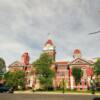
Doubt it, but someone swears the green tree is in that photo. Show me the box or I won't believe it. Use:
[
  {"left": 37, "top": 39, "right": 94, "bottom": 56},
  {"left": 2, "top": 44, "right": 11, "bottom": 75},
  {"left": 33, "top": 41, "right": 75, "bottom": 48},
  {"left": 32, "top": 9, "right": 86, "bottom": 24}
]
[
  {"left": 94, "top": 59, "right": 100, "bottom": 86},
  {"left": 4, "top": 70, "right": 25, "bottom": 90},
  {"left": 94, "top": 58, "right": 100, "bottom": 75},
  {"left": 72, "top": 67, "right": 83, "bottom": 86},
  {"left": 33, "top": 53, "right": 55, "bottom": 90},
  {"left": 0, "top": 57, "right": 6, "bottom": 73}
]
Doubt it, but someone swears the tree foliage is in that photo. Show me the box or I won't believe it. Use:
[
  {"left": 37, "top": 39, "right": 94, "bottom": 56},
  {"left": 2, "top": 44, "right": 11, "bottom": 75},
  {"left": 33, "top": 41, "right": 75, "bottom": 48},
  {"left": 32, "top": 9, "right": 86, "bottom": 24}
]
[
  {"left": 72, "top": 67, "right": 83, "bottom": 85},
  {"left": 33, "top": 53, "right": 55, "bottom": 90},
  {"left": 94, "top": 58, "right": 100, "bottom": 75},
  {"left": 0, "top": 57, "right": 6, "bottom": 73},
  {"left": 94, "top": 59, "right": 100, "bottom": 85},
  {"left": 4, "top": 70, "right": 25, "bottom": 90}
]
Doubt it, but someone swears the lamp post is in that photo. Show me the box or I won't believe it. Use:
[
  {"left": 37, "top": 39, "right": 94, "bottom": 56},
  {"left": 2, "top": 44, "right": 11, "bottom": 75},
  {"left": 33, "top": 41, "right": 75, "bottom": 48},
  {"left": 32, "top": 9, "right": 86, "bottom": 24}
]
[
  {"left": 62, "top": 75, "right": 65, "bottom": 94},
  {"left": 67, "top": 65, "right": 71, "bottom": 90}
]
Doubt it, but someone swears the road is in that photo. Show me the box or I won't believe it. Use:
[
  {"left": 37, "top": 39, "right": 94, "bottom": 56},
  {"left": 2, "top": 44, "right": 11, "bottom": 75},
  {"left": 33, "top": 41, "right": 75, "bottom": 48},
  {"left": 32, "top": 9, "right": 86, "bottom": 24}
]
[{"left": 0, "top": 94, "right": 100, "bottom": 100}]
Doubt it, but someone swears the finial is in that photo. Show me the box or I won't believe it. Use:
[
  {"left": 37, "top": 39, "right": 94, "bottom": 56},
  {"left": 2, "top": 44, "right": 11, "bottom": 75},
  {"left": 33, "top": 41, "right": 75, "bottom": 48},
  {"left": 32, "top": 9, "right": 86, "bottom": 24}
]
[{"left": 48, "top": 33, "right": 52, "bottom": 39}]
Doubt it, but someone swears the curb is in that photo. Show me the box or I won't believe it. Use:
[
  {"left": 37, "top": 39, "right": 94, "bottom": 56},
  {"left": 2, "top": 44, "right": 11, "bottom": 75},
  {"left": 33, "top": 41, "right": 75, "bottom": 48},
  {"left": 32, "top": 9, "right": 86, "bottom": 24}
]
[{"left": 14, "top": 91, "right": 100, "bottom": 96}]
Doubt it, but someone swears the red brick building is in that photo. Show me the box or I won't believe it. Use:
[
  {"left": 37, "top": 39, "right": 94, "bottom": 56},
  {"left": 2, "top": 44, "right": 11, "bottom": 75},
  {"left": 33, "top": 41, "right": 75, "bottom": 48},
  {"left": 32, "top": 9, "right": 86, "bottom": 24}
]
[
  {"left": 9, "top": 52, "right": 34, "bottom": 88},
  {"left": 8, "top": 38, "right": 94, "bottom": 90}
]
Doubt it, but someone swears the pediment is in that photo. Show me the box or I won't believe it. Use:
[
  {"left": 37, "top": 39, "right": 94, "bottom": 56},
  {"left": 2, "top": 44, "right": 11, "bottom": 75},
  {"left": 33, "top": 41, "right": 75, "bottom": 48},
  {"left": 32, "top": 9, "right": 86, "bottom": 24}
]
[{"left": 70, "top": 58, "right": 90, "bottom": 65}]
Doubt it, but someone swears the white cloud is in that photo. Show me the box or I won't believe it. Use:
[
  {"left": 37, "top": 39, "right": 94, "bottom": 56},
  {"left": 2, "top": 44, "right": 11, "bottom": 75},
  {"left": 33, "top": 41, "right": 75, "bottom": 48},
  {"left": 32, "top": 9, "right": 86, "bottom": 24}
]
[{"left": 0, "top": 0, "right": 100, "bottom": 66}]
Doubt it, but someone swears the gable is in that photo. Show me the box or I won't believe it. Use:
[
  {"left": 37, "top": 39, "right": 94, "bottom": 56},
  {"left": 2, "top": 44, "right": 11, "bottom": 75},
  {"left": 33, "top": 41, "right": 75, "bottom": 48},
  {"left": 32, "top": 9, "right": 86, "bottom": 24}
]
[
  {"left": 70, "top": 58, "right": 91, "bottom": 65},
  {"left": 9, "top": 61, "right": 23, "bottom": 67}
]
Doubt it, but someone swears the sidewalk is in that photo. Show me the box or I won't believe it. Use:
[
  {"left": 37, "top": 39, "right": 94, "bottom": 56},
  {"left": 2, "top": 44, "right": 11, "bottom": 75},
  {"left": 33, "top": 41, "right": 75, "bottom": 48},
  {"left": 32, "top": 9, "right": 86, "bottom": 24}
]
[{"left": 14, "top": 90, "right": 100, "bottom": 96}]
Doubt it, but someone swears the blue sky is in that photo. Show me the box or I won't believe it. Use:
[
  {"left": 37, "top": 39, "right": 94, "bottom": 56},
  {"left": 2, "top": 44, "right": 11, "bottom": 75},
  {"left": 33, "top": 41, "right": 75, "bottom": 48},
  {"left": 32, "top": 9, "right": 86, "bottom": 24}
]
[{"left": 0, "top": 0, "right": 100, "bottom": 66}]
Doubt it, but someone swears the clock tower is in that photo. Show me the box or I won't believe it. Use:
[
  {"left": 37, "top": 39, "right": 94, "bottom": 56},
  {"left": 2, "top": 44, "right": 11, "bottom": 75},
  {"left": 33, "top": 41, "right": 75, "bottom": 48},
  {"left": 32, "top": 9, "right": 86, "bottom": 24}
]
[{"left": 43, "top": 39, "right": 56, "bottom": 61}]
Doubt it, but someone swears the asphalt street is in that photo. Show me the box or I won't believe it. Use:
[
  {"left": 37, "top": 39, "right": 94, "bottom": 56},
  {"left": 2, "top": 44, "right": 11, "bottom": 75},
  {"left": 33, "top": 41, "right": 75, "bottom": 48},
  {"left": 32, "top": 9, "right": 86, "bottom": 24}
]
[{"left": 0, "top": 94, "right": 100, "bottom": 100}]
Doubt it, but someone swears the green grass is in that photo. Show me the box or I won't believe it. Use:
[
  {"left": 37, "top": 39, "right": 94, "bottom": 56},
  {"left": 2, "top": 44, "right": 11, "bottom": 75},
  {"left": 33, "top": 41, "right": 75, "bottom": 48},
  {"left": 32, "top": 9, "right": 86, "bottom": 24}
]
[
  {"left": 52, "top": 90, "right": 90, "bottom": 93},
  {"left": 33, "top": 89, "right": 100, "bottom": 94}
]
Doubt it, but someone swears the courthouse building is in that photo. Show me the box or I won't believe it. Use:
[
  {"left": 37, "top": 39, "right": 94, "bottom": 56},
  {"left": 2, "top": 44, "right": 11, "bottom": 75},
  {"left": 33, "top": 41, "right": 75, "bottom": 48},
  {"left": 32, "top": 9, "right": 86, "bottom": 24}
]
[{"left": 8, "top": 38, "right": 94, "bottom": 90}]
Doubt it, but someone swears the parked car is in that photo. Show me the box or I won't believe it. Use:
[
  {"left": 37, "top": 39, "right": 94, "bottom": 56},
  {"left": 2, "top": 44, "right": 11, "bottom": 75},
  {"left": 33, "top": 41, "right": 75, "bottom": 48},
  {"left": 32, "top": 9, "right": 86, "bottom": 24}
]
[
  {"left": 95, "top": 82, "right": 100, "bottom": 91},
  {"left": 0, "top": 85, "right": 14, "bottom": 93},
  {"left": 95, "top": 76, "right": 100, "bottom": 91}
]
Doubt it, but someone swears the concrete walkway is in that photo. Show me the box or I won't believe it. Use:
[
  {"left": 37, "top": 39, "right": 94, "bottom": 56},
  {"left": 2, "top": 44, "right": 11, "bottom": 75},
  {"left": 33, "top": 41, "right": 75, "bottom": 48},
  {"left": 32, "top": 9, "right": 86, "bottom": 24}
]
[{"left": 14, "top": 90, "right": 100, "bottom": 96}]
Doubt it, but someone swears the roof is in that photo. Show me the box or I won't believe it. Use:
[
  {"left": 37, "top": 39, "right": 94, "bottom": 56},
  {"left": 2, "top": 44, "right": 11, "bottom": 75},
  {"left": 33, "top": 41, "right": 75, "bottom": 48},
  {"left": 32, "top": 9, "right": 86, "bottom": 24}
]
[
  {"left": 73, "top": 49, "right": 81, "bottom": 54},
  {"left": 45, "top": 39, "right": 54, "bottom": 45},
  {"left": 8, "top": 61, "right": 24, "bottom": 68},
  {"left": 56, "top": 61, "right": 68, "bottom": 65},
  {"left": 88, "top": 60, "right": 94, "bottom": 64},
  {"left": 22, "top": 52, "right": 29, "bottom": 56},
  {"left": 69, "top": 58, "right": 93, "bottom": 65}
]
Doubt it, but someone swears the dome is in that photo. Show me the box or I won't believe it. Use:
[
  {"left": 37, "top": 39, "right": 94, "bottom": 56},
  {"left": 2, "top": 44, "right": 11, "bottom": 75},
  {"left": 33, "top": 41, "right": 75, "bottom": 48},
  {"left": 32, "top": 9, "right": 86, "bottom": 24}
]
[
  {"left": 73, "top": 49, "right": 81, "bottom": 54},
  {"left": 73, "top": 49, "right": 82, "bottom": 58},
  {"left": 45, "top": 39, "right": 54, "bottom": 46},
  {"left": 43, "top": 39, "right": 55, "bottom": 51}
]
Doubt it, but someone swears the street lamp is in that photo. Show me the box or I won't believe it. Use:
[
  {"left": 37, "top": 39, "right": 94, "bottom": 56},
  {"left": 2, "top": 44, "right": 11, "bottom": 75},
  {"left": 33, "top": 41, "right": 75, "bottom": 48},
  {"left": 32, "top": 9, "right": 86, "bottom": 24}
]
[
  {"left": 62, "top": 74, "right": 65, "bottom": 94},
  {"left": 67, "top": 65, "right": 71, "bottom": 90}
]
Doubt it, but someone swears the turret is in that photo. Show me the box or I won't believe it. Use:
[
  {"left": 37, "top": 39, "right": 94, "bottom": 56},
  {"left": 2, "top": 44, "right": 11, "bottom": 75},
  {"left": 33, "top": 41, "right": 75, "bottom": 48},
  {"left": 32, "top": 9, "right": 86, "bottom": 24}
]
[{"left": 21, "top": 52, "right": 30, "bottom": 65}]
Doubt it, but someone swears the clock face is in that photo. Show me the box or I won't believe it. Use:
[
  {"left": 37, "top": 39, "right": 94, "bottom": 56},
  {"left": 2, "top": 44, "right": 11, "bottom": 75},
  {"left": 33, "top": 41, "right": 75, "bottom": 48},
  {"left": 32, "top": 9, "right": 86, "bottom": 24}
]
[{"left": 43, "top": 44, "right": 54, "bottom": 50}]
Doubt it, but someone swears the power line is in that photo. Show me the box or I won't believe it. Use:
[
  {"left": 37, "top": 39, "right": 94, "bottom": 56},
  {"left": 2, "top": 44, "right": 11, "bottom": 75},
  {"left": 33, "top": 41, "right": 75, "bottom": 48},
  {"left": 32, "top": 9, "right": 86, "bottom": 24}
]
[{"left": 88, "top": 30, "right": 100, "bottom": 35}]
